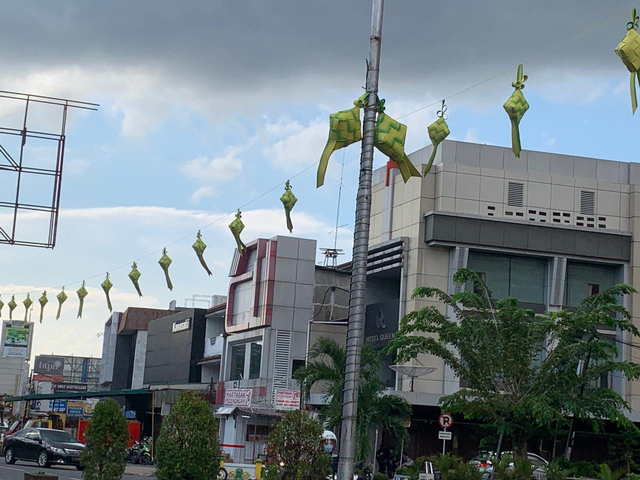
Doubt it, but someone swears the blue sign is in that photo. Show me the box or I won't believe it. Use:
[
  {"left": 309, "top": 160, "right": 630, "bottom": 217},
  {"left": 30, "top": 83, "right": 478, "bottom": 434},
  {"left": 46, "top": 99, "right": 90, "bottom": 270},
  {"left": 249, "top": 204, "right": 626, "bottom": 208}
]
[
  {"left": 67, "top": 406, "right": 84, "bottom": 418},
  {"left": 125, "top": 410, "right": 137, "bottom": 419},
  {"left": 49, "top": 400, "right": 67, "bottom": 413}
]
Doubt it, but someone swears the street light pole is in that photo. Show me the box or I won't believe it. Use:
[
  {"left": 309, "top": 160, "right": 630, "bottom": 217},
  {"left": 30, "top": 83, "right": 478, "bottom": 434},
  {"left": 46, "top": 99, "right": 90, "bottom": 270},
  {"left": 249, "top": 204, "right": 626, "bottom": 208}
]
[{"left": 337, "top": 1, "right": 384, "bottom": 480}]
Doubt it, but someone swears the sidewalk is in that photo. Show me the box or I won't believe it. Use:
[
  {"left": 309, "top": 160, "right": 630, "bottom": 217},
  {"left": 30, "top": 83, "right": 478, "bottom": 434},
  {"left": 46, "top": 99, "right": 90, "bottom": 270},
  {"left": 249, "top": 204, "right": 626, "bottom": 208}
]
[{"left": 125, "top": 464, "right": 157, "bottom": 477}]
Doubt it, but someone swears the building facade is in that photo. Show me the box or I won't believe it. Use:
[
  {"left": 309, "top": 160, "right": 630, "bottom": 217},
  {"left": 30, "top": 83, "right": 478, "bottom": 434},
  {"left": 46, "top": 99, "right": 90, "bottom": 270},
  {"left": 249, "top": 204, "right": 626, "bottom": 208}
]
[{"left": 368, "top": 139, "right": 637, "bottom": 457}]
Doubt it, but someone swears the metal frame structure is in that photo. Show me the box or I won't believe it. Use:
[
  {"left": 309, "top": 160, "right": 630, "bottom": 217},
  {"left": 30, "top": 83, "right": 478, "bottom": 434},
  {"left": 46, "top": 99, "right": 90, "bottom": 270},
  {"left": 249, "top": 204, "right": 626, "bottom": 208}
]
[{"left": 0, "top": 90, "right": 98, "bottom": 248}]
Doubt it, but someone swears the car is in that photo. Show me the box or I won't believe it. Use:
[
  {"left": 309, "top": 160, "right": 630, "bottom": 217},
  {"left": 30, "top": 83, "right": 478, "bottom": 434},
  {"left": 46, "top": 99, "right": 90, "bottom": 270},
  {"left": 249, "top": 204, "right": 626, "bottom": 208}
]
[
  {"left": 3, "top": 427, "right": 85, "bottom": 470},
  {"left": 471, "top": 451, "right": 548, "bottom": 479}
]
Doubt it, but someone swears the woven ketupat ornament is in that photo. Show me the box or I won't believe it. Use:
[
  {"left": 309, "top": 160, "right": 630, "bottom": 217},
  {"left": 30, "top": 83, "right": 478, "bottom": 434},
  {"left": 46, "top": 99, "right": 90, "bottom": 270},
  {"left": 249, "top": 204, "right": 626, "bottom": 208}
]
[
  {"left": 192, "top": 231, "right": 212, "bottom": 276},
  {"left": 229, "top": 210, "right": 247, "bottom": 256},
  {"left": 76, "top": 281, "right": 88, "bottom": 319},
  {"left": 129, "top": 262, "right": 143, "bottom": 297},
  {"left": 280, "top": 180, "right": 298, "bottom": 233},
  {"left": 425, "top": 100, "right": 450, "bottom": 176},
  {"left": 0, "top": 295, "right": 4, "bottom": 318},
  {"left": 615, "top": 9, "right": 640, "bottom": 114},
  {"left": 38, "top": 291, "right": 48, "bottom": 323},
  {"left": 23, "top": 294, "right": 33, "bottom": 323},
  {"left": 503, "top": 64, "right": 529, "bottom": 158},
  {"left": 101, "top": 273, "right": 113, "bottom": 312},
  {"left": 159, "top": 248, "right": 174, "bottom": 291},
  {"left": 374, "top": 99, "right": 421, "bottom": 182},
  {"left": 317, "top": 93, "right": 369, "bottom": 188},
  {"left": 8, "top": 295, "right": 17, "bottom": 320},
  {"left": 56, "top": 288, "right": 67, "bottom": 320}
]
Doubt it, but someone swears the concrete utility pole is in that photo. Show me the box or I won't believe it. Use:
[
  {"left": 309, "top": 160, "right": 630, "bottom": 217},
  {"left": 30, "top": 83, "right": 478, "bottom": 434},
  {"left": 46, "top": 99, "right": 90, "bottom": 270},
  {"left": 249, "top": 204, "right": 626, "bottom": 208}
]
[{"left": 337, "top": 1, "right": 384, "bottom": 480}]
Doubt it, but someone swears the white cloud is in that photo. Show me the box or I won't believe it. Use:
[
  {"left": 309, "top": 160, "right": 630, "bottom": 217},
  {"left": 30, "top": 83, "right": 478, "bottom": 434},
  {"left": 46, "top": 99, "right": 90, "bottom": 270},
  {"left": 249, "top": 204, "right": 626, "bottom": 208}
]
[
  {"left": 263, "top": 117, "right": 304, "bottom": 139},
  {"left": 66, "top": 158, "right": 89, "bottom": 175},
  {"left": 179, "top": 147, "right": 243, "bottom": 182},
  {"left": 264, "top": 119, "right": 327, "bottom": 172},
  {"left": 190, "top": 186, "right": 217, "bottom": 204}
]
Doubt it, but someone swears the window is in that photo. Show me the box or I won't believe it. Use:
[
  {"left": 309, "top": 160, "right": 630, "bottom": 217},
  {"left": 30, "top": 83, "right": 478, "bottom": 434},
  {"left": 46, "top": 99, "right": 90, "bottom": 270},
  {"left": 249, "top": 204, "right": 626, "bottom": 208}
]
[
  {"left": 466, "top": 252, "right": 547, "bottom": 304},
  {"left": 249, "top": 342, "right": 262, "bottom": 380},
  {"left": 25, "top": 431, "right": 40, "bottom": 440},
  {"left": 230, "top": 341, "right": 263, "bottom": 381},
  {"left": 292, "top": 359, "right": 305, "bottom": 377},
  {"left": 231, "top": 344, "right": 246, "bottom": 380},
  {"left": 246, "top": 424, "right": 270, "bottom": 442},
  {"left": 565, "top": 262, "right": 618, "bottom": 308}
]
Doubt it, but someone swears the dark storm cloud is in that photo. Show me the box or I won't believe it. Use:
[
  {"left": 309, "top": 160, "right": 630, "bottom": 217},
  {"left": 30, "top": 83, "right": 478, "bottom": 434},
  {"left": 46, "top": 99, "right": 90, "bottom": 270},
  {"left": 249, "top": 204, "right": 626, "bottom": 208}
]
[{"left": 0, "top": 0, "right": 634, "bottom": 111}]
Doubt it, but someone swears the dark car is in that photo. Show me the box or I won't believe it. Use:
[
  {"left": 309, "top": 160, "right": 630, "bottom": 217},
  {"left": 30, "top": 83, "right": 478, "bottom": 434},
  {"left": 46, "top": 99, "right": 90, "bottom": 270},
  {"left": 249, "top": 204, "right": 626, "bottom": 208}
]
[{"left": 3, "top": 427, "right": 85, "bottom": 470}]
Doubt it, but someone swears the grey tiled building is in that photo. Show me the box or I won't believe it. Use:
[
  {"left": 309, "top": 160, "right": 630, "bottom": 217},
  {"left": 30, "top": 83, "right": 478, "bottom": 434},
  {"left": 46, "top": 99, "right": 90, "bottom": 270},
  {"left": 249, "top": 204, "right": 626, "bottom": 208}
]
[{"left": 370, "top": 139, "right": 638, "bottom": 430}]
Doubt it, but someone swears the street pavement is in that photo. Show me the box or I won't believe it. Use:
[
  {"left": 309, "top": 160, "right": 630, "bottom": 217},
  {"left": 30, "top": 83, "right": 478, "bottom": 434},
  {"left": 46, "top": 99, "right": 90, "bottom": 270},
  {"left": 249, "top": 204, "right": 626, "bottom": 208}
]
[{"left": 0, "top": 461, "right": 156, "bottom": 479}]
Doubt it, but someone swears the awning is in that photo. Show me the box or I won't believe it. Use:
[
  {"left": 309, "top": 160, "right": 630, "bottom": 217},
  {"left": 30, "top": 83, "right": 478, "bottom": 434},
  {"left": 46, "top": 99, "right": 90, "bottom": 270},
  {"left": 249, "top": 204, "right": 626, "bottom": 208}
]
[
  {"left": 215, "top": 406, "right": 236, "bottom": 416},
  {"left": 6, "top": 388, "right": 150, "bottom": 402},
  {"left": 214, "top": 406, "right": 282, "bottom": 418}
]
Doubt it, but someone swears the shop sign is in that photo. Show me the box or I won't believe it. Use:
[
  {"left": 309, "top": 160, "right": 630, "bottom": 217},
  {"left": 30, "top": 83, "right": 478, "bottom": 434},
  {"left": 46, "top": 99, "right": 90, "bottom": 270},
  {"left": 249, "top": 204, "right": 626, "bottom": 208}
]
[
  {"left": 53, "top": 382, "right": 88, "bottom": 393},
  {"left": 34, "top": 355, "right": 65, "bottom": 376},
  {"left": 223, "top": 388, "right": 252, "bottom": 407},
  {"left": 172, "top": 318, "right": 191, "bottom": 333},
  {"left": 67, "top": 405, "right": 84, "bottom": 417},
  {"left": 274, "top": 389, "right": 300, "bottom": 411}
]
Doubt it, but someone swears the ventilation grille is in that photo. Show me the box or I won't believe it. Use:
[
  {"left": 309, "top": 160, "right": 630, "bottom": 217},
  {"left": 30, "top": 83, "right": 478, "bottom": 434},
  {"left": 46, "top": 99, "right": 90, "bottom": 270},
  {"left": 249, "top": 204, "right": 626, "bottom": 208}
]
[
  {"left": 272, "top": 330, "right": 291, "bottom": 401},
  {"left": 580, "top": 190, "right": 595, "bottom": 215},
  {"left": 507, "top": 182, "right": 524, "bottom": 207}
]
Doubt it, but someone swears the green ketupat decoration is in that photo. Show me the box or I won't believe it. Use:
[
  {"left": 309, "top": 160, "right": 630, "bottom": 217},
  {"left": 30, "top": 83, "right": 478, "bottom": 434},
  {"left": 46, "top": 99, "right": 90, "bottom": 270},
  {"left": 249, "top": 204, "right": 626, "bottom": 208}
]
[
  {"left": 615, "top": 9, "right": 640, "bottom": 114},
  {"left": 158, "top": 248, "right": 174, "bottom": 291},
  {"left": 23, "top": 294, "right": 33, "bottom": 323},
  {"left": 76, "top": 281, "right": 88, "bottom": 319},
  {"left": 129, "top": 262, "right": 143, "bottom": 297},
  {"left": 425, "top": 100, "right": 451, "bottom": 176},
  {"left": 101, "top": 273, "right": 113, "bottom": 312},
  {"left": 503, "top": 64, "right": 529, "bottom": 158},
  {"left": 192, "top": 231, "right": 212, "bottom": 276},
  {"left": 56, "top": 288, "right": 67, "bottom": 320},
  {"left": 317, "top": 93, "right": 369, "bottom": 188},
  {"left": 229, "top": 210, "right": 247, "bottom": 256},
  {"left": 374, "top": 99, "right": 421, "bottom": 182},
  {"left": 0, "top": 295, "right": 4, "bottom": 318},
  {"left": 8, "top": 295, "right": 17, "bottom": 320},
  {"left": 38, "top": 291, "right": 48, "bottom": 324},
  {"left": 280, "top": 180, "right": 298, "bottom": 233}
]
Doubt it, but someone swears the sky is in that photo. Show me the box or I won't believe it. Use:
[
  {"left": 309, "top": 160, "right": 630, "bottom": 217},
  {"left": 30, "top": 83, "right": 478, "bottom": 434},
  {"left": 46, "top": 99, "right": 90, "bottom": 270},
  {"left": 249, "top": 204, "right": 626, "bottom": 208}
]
[{"left": 0, "top": 0, "right": 639, "bottom": 362}]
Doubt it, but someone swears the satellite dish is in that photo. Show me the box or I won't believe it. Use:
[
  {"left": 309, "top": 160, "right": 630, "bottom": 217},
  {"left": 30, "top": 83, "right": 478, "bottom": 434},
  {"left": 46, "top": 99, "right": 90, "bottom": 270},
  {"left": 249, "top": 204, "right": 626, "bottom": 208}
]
[{"left": 389, "top": 363, "right": 437, "bottom": 392}]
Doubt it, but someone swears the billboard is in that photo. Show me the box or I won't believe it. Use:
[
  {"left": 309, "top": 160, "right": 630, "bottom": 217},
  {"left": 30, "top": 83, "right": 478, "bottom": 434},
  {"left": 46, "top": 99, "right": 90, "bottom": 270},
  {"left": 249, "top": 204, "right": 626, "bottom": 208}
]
[
  {"left": 274, "top": 389, "right": 301, "bottom": 411},
  {"left": 53, "top": 383, "right": 88, "bottom": 393},
  {"left": 1, "top": 321, "right": 32, "bottom": 359},
  {"left": 223, "top": 388, "right": 252, "bottom": 407},
  {"left": 34, "top": 355, "right": 65, "bottom": 376}
]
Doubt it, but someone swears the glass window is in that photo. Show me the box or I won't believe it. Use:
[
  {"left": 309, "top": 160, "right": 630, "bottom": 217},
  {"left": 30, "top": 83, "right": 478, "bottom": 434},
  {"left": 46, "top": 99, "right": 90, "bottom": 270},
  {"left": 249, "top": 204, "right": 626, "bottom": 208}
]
[
  {"left": 467, "top": 252, "right": 547, "bottom": 304},
  {"left": 230, "top": 344, "right": 246, "bottom": 380},
  {"left": 249, "top": 342, "right": 262, "bottom": 380},
  {"left": 565, "top": 262, "right": 618, "bottom": 307}
]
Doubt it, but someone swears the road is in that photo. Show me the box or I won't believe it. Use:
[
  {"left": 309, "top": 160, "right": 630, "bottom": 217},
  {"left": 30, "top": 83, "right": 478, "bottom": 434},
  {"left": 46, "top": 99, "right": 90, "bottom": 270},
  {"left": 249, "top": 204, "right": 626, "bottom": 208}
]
[{"left": 0, "top": 462, "right": 155, "bottom": 479}]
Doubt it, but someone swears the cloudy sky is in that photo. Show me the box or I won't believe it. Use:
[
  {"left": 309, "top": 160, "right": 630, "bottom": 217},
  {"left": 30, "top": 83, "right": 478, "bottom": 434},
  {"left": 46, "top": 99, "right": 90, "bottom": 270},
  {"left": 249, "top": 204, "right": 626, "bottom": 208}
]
[{"left": 0, "top": 0, "right": 638, "bottom": 362}]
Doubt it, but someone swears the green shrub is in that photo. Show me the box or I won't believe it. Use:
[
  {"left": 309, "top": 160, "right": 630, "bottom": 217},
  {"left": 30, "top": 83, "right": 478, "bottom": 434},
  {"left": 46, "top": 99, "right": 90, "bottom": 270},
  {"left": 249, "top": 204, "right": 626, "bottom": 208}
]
[
  {"left": 544, "top": 459, "right": 570, "bottom": 480},
  {"left": 430, "top": 454, "right": 480, "bottom": 480},
  {"left": 155, "top": 391, "right": 220, "bottom": 480},
  {"left": 596, "top": 463, "right": 625, "bottom": 480},
  {"left": 373, "top": 473, "right": 389, "bottom": 480},
  {"left": 81, "top": 398, "right": 129, "bottom": 480},
  {"left": 265, "top": 410, "right": 331, "bottom": 480}
]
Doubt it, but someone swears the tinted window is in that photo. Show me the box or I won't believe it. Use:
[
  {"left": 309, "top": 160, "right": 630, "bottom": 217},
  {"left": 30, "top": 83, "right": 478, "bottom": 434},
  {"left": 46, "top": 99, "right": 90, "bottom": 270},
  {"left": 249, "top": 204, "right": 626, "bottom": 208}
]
[
  {"left": 565, "top": 262, "right": 618, "bottom": 307},
  {"left": 40, "top": 430, "right": 78, "bottom": 444},
  {"left": 13, "top": 429, "right": 28, "bottom": 438},
  {"left": 230, "top": 344, "right": 246, "bottom": 380},
  {"left": 25, "top": 431, "right": 40, "bottom": 440}
]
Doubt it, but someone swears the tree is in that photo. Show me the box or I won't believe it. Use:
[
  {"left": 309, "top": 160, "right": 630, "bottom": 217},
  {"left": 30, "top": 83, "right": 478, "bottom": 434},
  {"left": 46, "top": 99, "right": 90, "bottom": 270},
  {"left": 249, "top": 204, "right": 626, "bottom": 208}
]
[
  {"left": 155, "top": 391, "right": 220, "bottom": 480},
  {"left": 81, "top": 398, "right": 129, "bottom": 480},
  {"left": 387, "top": 268, "right": 640, "bottom": 459},
  {"left": 265, "top": 409, "right": 331, "bottom": 480},
  {"left": 294, "top": 337, "right": 411, "bottom": 461}
]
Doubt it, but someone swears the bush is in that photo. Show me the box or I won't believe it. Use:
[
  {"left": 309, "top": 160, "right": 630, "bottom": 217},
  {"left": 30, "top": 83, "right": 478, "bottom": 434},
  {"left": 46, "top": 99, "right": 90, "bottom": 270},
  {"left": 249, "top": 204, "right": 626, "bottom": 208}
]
[
  {"left": 596, "top": 463, "right": 625, "bottom": 480},
  {"left": 544, "top": 459, "right": 570, "bottom": 480},
  {"left": 373, "top": 473, "right": 389, "bottom": 480},
  {"left": 81, "top": 398, "right": 129, "bottom": 480},
  {"left": 265, "top": 410, "right": 331, "bottom": 480},
  {"left": 155, "top": 391, "right": 220, "bottom": 480},
  {"left": 430, "top": 454, "right": 480, "bottom": 480}
]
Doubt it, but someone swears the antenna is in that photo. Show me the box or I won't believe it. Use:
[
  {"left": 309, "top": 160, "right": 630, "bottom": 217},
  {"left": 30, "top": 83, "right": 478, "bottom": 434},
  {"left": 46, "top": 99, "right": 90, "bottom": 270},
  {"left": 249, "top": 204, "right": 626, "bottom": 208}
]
[
  {"left": 184, "top": 294, "right": 215, "bottom": 308},
  {"left": 320, "top": 152, "right": 347, "bottom": 268}
]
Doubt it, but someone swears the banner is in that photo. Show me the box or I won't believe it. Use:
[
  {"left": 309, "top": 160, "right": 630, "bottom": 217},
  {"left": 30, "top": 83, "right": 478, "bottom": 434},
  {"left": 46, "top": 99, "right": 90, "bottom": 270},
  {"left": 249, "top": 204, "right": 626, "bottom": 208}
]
[
  {"left": 2, "top": 321, "right": 32, "bottom": 358},
  {"left": 274, "top": 389, "right": 300, "bottom": 411},
  {"left": 223, "top": 388, "right": 252, "bottom": 407}
]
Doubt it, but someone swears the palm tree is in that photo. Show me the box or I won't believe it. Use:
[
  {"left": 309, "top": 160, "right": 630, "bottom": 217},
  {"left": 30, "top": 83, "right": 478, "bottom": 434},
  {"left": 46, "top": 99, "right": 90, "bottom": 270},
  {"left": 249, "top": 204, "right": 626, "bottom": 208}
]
[{"left": 294, "top": 337, "right": 411, "bottom": 461}]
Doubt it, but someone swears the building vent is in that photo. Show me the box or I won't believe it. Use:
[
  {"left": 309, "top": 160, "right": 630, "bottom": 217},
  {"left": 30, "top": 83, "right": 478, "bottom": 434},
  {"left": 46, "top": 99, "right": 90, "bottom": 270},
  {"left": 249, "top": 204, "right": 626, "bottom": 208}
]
[
  {"left": 272, "top": 330, "right": 291, "bottom": 401},
  {"left": 580, "top": 190, "right": 595, "bottom": 215},
  {"left": 507, "top": 182, "right": 524, "bottom": 207}
]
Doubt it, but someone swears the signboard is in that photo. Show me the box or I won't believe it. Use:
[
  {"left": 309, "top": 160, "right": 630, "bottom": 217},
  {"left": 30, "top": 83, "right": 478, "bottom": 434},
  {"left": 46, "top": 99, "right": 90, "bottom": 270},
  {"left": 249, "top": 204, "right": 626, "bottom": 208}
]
[
  {"left": 49, "top": 400, "right": 67, "bottom": 413},
  {"left": 438, "top": 413, "right": 453, "bottom": 429},
  {"left": 438, "top": 431, "right": 452, "bottom": 440},
  {"left": 67, "top": 406, "right": 84, "bottom": 418},
  {"left": 2, "top": 321, "right": 32, "bottom": 358},
  {"left": 223, "top": 388, "right": 252, "bottom": 407},
  {"left": 364, "top": 300, "right": 400, "bottom": 347},
  {"left": 172, "top": 318, "right": 191, "bottom": 333},
  {"left": 54, "top": 382, "right": 88, "bottom": 393},
  {"left": 274, "top": 389, "right": 301, "bottom": 411},
  {"left": 34, "top": 355, "right": 65, "bottom": 376}
]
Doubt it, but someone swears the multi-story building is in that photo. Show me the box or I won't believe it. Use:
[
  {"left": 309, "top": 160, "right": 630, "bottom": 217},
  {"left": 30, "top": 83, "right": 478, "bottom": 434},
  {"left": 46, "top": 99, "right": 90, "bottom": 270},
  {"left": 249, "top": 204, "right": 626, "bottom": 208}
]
[{"left": 368, "top": 139, "right": 636, "bottom": 457}]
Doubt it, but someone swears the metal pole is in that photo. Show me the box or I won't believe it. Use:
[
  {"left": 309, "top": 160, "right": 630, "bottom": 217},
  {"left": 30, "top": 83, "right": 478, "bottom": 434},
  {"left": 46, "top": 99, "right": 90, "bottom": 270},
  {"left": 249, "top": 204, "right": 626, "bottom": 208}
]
[{"left": 337, "top": 1, "right": 384, "bottom": 480}]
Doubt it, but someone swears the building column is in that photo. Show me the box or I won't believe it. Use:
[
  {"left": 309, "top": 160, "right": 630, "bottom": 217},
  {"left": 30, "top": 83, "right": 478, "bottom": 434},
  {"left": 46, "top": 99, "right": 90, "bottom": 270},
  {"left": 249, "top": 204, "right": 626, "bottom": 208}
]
[{"left": 443, "top": 246, "right": 468, "bottom": 395}]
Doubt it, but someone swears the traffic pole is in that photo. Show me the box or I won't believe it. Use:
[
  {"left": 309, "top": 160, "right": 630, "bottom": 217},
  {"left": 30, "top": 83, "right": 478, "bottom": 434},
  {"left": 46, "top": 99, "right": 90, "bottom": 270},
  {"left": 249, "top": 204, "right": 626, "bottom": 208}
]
[{"left": 337, "top": 1, "right": 384, "bottom": 480}]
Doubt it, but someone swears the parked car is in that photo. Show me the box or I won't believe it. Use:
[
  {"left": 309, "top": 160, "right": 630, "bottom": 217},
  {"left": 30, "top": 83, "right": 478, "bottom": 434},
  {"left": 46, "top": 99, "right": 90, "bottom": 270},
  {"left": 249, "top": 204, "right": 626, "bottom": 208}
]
[
  {"left": 3, "top": 427, "right": 85, "bottom": 470},
  {"left": 471, "top": 451, "right": 548, "bottom": 479}
]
